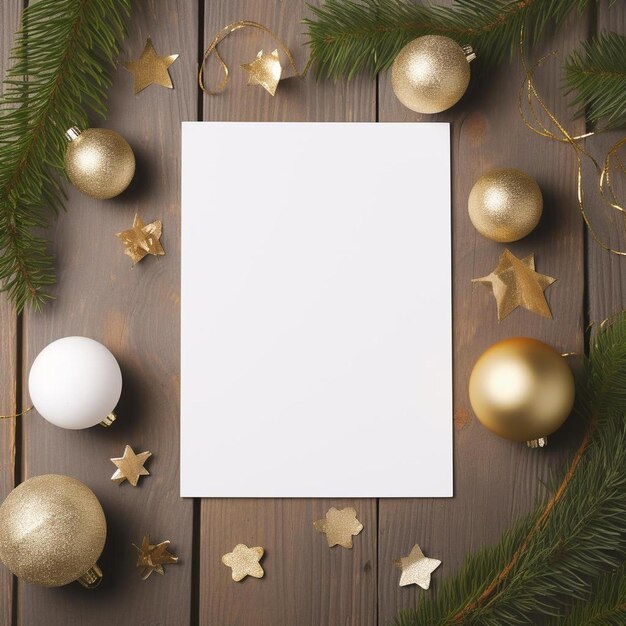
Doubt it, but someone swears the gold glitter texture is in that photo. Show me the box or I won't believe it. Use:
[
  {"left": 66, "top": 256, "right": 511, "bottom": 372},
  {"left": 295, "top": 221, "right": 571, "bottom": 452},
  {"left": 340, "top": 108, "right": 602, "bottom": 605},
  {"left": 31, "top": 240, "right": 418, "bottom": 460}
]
[
  {"left": 314, "top": 507, "right": 363, "bottom": 549},
  {"left": 123, "top": 38, "right": 178, "bottom": 94},
  {"left": 396, "top": 544, "right": 441, "bottom": 589},
  {"left": 116, "top": 214, "right": 165, "bottom": 265},
  {"left": 110, "top": 445, "right": 151, "bottom": 486},
  {"left": 0, "top": 475, "right": 106, "bottom": 587},
  {"left": 133, "top": 535, "right": 179, "bottom": 579},
  {"left": 221, "top": 544, "right": 264, "bottom": 581},
  {"left": 473, "top": 249, "right": 556, "bottom": 321},
  {"left": 241, "top": 49, "right": 283, "bottom": 96}
]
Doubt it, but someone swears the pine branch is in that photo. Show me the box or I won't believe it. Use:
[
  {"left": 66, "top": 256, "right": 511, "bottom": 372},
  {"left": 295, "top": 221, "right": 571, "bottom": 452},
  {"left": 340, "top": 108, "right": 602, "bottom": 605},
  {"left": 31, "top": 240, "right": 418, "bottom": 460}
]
[
  {"left": 565, "top": 32, "right": 626, "bottom": 130},
  {"left": 393, "top": 313, "right": 626, "bottom": 626},
  {"left": 0, "top": 0, "right": 131, "bottom": 311}
]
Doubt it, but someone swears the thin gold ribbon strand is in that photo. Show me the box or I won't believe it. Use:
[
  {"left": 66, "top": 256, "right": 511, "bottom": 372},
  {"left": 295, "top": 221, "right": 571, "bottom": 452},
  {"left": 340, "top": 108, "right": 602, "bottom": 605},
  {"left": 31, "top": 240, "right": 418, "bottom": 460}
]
[
  {"left": 0, "top": 406, "right": 32, "bottom": 419},
  {"left": 199, "top": 20, "right": 311, "bottom": 95}
]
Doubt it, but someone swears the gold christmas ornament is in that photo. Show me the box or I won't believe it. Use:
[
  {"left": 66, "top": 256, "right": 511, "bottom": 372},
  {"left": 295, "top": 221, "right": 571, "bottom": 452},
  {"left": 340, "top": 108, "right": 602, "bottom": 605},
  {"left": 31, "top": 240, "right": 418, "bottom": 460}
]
[
  {"left": 314, "top": 507, "right": 363, "bottom": 549},
  {"left": 123, "top": 37, "right": 178, "bottom": 94},
  {"left": 395, "top": 544, "right": 441, "bottom": 589},
  {"left": 133, "top": 535, "right": 179, "bottom": 579},
  {"left": 110, "top": 445, "right": 151, "bottom": 486},
  {"left": 65, "top": 127, "right": 135, "bottom": 200},
  {"left": 469, "top": 338, "right": 575, "bottom": 447},
  {"left": 116, "top": 214, "right": 165, "bottom": 265},
  {"left": 241, "top": 49, "right": 282, "bottom": 96},
  {"left": 222, "top": 544, "right": 264, "bottom": 581},
  {"left": 0, "top": 475, "right": 106, "bottom": 588},
  {"left": 473, "top": 249, "right": 556, "bottom": 321},
  {"left": 391, "top": 35, "right": 475, "bottom": 114},
  {"left": 468, "top": 168, "right": 543, "bottom": 242}
]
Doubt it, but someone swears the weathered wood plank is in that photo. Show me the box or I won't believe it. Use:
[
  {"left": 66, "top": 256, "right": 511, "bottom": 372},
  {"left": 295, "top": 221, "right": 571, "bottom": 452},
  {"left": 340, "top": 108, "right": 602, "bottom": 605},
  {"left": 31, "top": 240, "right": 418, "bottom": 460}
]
[
  {"left": 376, "top": 14, "right": 587, "bottom": 623},
  {"left": 200, "top": 2, "right": 377, "bottom": 625},
  {"left": 18, "top": 1, "right": 197, "bottom": 624}
]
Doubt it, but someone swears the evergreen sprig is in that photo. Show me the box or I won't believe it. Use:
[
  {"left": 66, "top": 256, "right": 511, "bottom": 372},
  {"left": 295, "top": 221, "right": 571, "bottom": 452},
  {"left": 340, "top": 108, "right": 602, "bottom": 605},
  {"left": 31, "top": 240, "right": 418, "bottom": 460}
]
[
  {"left": 0, "top": 0, "right": 131, "bottom": 311},
  {"left": 393, "top": 313, "right": 626, "bottom": 626},
  {"left": 565, "top": 32, "right": 626, "bottom": 130}
]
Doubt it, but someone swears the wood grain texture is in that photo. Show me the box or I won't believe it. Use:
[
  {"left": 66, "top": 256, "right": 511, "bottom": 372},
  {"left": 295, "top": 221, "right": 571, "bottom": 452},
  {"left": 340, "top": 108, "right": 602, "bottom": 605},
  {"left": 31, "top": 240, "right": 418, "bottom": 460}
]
[
  {"left": 0, "top": 1, "right": 20, "bottom": 623},
  {"left": 200, "top": 2, "right": 377, "bottom": 625},
  {"left": 17, "top": 1, "right": 196, "bottom": 624},
  {"left": 376, "top": 11, "right": 587, "bottom": 623}
]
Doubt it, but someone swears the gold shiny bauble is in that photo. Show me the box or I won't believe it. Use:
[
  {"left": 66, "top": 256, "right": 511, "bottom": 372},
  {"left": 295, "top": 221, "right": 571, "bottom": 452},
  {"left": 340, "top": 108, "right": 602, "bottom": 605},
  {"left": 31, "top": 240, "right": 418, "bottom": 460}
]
[
  {"left": 469, "top": 338, "right": 575, "bottom": 443},
  {"left": 468, "top": 169, "right": 543, "bottom": 242},
  {"left": 65, "top": 127, "right": 135, "bottom": 199},
  {"left": 391, "top": 35, "right": 473, "bottom": 114},
  {"left": 0, "top": 475, "right": 106, "bottom": 587}
]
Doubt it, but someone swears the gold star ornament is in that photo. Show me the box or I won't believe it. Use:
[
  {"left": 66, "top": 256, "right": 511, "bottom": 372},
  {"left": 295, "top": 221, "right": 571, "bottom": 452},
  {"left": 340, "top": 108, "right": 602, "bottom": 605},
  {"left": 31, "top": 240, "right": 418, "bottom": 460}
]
[
  {"left": 473, "top": 249, "right": 556, "bottom": 321},
  {"left": 395, "top": 544, "right": 441, "bottom": 589},
  {"left": 123, "top": 38, "right": 178, "bottom": 94},
  {"left": 222, "top": 544, "right": 264, "bottom": 582},
  {"left": 133, "top": 535, "right": 179, "bottom": 579},
  {"left": 314, "top": 507, "right": 364, "bottom": 549},
  {"left": 241, "top": 49, "right": 282, "bottom": 96},
  {"left": 110, "top": 445, "right": 151, "bottom": 486},
  {"left": 116, "top": 214, "right": 165, "bottom": 265}
]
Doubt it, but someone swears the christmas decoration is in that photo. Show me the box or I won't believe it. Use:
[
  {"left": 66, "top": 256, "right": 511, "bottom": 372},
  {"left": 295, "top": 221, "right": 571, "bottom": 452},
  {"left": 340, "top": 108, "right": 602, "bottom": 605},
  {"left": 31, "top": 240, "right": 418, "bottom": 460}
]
[
  {"left": 395, "top": 544, "right": 441, "bottom": 589},
  {"left": 64, "top": 127, "right": 135, "bottom": 200},
  {"left": 391, "top": 36, "right": 474, "bottom": 114},
  {"left": 222, "top": 544, "right": 264, "bottom": 582},
  {"left": 468, "top": 169, "right": 543, "bottom": 242},
  {"left": 241, "top": 49, "right": 282, "bottom": 96},
  {"left": 133, "top": 535, "right": 179, "bottom": 580},
  {"left": 110, "top": 445, "right": 151, "bottom": 486},
  {"left": 116, "top": 214, "right": 165, "bottom": 265},
  {"left": 123, "top": 37, "right": 178, "bottom": 94},
  {"left": 472, "top": 249, "right": 556, "bottom": 321},
  {"left": 29, "top": 336, "right": 122, "bottom": 429},
  {"left": 314, "top": 507, "right": 363, "bottom": 549},
  {"left": 0, "top": 475, "right": 106, "bottom": 588},
  {"left": 0, "top": 0, "right": 131, "bottom": 311},
  {"left": 469, "top": 337, "right": 575, "bottom": 446}
]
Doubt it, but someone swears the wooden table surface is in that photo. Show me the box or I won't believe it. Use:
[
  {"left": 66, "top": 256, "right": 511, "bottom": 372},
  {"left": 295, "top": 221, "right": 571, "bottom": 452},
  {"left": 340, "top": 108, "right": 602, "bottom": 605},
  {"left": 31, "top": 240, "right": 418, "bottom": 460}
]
[{"left": 1, "top": 1, "right": 625, "bottom": 625}]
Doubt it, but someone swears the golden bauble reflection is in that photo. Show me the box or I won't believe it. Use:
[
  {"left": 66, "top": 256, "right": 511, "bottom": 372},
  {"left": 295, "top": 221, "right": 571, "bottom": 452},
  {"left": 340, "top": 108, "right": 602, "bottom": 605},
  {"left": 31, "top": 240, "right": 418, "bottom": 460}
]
[
  {"left": 468, "top": 168, "right": 543, "bottom": 242},
  {"left": 391, "top": 35, "right": 472, "bottom": 114},
  {"left": 0, "top": 475, "right": 106, "bottom": 587},
  {"left": 65, "top": 127, "right": 135, "bottom": 199},
  {"left": 469, "top": 338, "right": 575, "bottom": 442}
]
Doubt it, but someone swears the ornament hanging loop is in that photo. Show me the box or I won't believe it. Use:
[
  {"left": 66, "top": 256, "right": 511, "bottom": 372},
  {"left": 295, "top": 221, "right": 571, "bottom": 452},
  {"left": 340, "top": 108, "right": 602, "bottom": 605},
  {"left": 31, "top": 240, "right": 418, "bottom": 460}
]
[
  {"left": 77, "top": 563, "right": 103, "bottom": 589},
  {"left": 65, "top": 126, "right": 81, "bottom": 142},
  {"left": 462, "top": 45, "right": 476, "bottom": 63},
  {"left": 527, "top": 437, "right": 547, "bottom": 449},
  {"left": 99, "top": 412, "right": 116, "bottom": 427}
]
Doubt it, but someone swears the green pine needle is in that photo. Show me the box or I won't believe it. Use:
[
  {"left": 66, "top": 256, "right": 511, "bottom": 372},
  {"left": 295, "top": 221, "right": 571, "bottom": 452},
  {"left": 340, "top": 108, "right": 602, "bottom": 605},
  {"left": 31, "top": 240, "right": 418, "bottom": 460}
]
[{"left": 0, "top": 0, "right": 131, "bottom": 312}]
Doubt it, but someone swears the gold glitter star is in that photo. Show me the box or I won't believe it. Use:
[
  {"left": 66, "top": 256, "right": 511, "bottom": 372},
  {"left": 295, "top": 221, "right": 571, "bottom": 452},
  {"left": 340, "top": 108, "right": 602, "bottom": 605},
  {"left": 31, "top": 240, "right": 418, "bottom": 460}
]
[
  {"left": 241, "top": 49, "right": 282, "bottom": 96},
  {"left": 110, "top": 445, "right": 151, "bottom": 486},
  {"left": 395, "top": 544, "right": 441, "bottom": 589},
  {"left": 314, "top": 507, "right": 364, "bottom": 549},
  {"left": 221, "top": 544, "right": 264, "bottom": 582},
  {"left": 473, "top": 249, "right": 556, "bottom": 321},
  {"left": 116, "top": 214, "right": 165, "bottom": 265},
  {"left": 123, "top": 38, "right": 178, "bottom": 94},
  {"left": 133, "top": 535, "right": 179, "bottom": 579}
]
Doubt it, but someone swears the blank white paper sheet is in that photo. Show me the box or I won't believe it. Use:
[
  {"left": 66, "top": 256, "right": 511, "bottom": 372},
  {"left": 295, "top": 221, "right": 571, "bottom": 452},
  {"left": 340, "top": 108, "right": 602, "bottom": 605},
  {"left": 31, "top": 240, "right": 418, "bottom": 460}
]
[{"left": 181, "top": 122, "right": 452, "bottom": 497}]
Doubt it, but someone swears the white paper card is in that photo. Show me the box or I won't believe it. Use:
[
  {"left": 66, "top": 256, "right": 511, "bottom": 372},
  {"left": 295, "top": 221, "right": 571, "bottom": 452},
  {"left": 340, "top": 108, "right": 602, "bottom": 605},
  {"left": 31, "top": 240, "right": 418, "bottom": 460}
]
[{"left": 181, "top": 122, "right": 452, "bottom": 497}]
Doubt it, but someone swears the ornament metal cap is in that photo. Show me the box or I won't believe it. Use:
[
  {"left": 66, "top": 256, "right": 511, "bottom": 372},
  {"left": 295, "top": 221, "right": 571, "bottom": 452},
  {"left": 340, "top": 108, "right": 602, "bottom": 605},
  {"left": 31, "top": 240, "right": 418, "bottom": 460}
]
[
  {"left": 99, "top": 412, "right": 116, "bottom": 427},
  {"left": 527, "top": 437, "right": 548, "bottom": 449},
  {"left": 64, "top": 126, "right": 81, "bottom": 142},
  {"left": 462, "top": 45, "right": 476, "bottom": 63},
  {"left": 77, "top": 563, "right": 103, "bottom": 589}
]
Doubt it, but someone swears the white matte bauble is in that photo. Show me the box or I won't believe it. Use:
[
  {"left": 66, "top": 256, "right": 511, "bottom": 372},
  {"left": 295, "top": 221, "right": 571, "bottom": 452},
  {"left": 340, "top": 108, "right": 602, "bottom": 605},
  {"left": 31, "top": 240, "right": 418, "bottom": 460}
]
[{"left": 29, "top": 337, "right": 122, "bottom": 429}]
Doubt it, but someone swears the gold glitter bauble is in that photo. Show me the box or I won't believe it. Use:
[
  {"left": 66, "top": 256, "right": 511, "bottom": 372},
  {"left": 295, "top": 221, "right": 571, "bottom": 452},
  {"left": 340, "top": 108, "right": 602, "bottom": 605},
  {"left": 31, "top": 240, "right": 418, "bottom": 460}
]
[
  {"left": 468, "top": 169, "right": 543, "bottom": 242},
  {"left": 0, "top": 475, "right": 106, "bottom": 587},
  {"left": 65, "top": 127, "right": 135, "bottom": 199},
  {"left": 469, "top": 338, "right": 575, "bottom": 444},
  {"left": 391, "top": 35, "right": 473, "bottom": 114}
]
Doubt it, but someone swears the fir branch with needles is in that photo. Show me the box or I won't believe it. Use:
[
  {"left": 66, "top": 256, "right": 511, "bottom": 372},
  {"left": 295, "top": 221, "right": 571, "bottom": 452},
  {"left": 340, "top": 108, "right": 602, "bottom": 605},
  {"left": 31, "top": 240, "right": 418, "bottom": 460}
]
[{"left": 0, "top": 0, "right": 131, "bottom": 312}]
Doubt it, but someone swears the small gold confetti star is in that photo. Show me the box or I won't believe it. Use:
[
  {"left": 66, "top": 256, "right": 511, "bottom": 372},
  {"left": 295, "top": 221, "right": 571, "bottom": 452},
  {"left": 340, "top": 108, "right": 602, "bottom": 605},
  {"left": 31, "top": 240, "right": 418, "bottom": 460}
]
[
  {"left": 221, "top": 544, "right": 264, "bottom": 581},
  {"left": 314, "top": 507, "right": 363, "bottom": 549},
  {"left": 133, "top": 535, "right": 178, "bottom": 579},
  {"left": 395, "top": 544, "right": 441, "bottom": 589},
  {"left": 116, "top": 214, "right": 165, "bottom": 265},
  {"left": 110, "top": 445, "right": 151, "bottom": 486},
  {"left": 241, "top": 49, "right": 282, "bottom": 96},
  {"left": 473, "top": 249, "right": 556, "bottom": 321},
  {"left": 123, "top": 38, "right": 178, "bottom": 94}
]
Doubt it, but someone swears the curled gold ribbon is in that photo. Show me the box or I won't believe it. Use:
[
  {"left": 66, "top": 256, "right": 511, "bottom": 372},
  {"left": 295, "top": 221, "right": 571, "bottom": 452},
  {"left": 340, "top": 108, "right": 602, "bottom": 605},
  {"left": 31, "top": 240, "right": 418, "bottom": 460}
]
[
  {"left": 199, "top": 21, "right": 311, "bottom": 95},
  {"left": 518, "top": 28, "right": 626, "bottom": 256},
  {"left": 0, "top": 406, "right": 32, "bottom": 419}
]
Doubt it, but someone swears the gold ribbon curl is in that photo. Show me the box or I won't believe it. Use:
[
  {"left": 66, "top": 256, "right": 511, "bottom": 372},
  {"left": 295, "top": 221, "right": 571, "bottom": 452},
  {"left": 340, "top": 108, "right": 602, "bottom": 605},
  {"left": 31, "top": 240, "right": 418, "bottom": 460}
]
[
  {"left": 0, "top": 406, "right": 32, "bottom": 420},
  {"left": 199, "top": 21, "right": 311, "bottom": 95}
]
